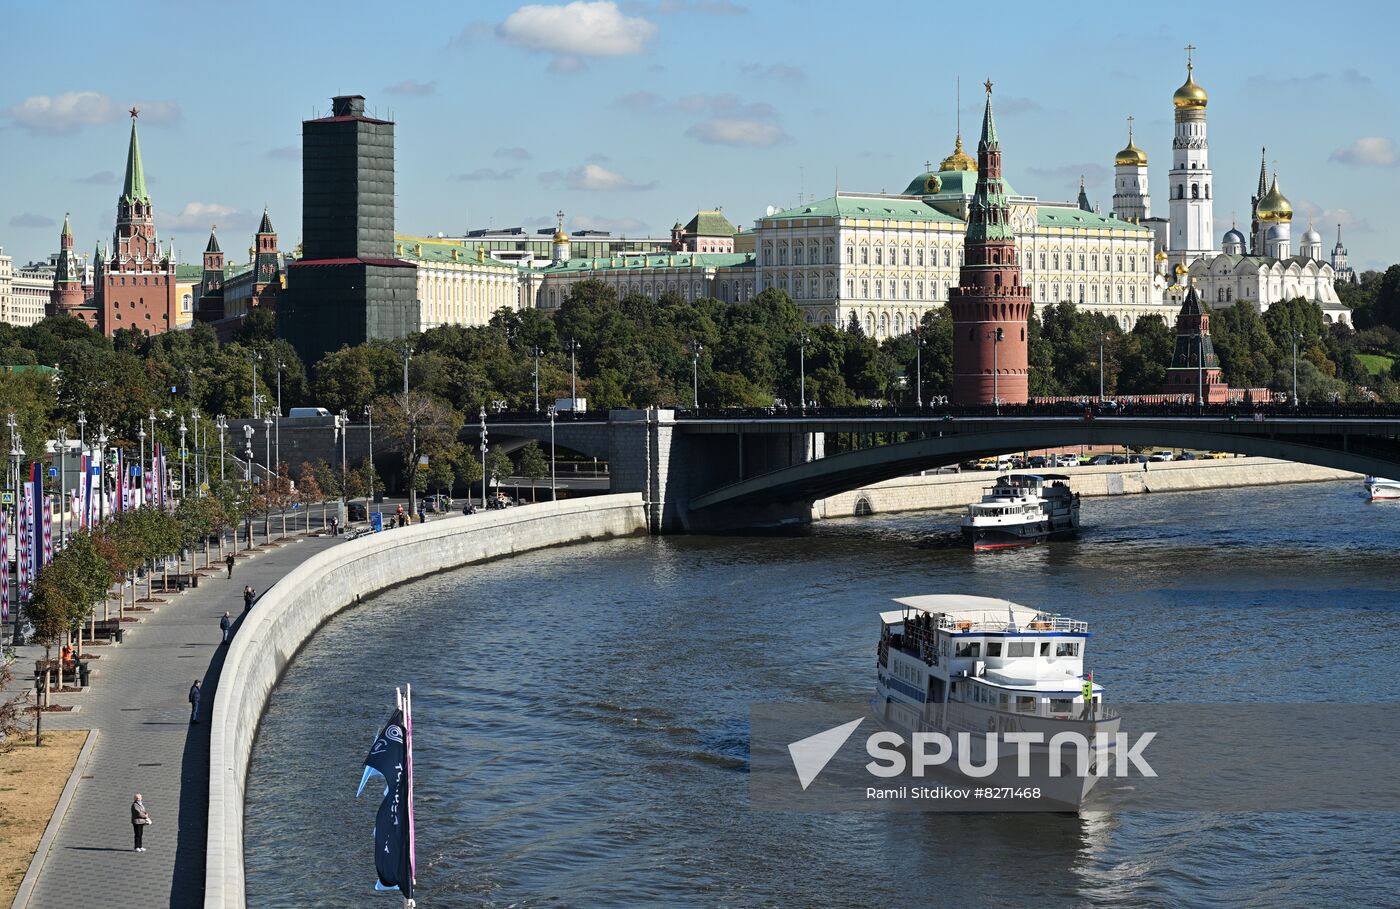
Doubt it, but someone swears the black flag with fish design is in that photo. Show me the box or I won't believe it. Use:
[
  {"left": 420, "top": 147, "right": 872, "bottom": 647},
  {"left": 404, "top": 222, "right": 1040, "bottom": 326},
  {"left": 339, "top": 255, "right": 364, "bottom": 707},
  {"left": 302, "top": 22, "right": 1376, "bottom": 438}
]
[{"left": 357, "top": 704, "right": 415, "bottom": 900}]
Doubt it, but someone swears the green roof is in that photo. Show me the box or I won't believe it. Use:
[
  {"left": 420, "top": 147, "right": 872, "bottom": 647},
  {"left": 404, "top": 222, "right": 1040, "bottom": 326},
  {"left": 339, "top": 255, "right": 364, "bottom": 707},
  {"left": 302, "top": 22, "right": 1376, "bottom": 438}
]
[
  {"left": 175, "top": 264, "right": 205, "bottom": 280},
  {"left": 766, "top": 195, "right": 963, "bottom": 223},
  {"left": 541, "top": 252, "right": 754, "bottom": 273},
  {"left": 394, "top": 240, "right": 519, "bottom": 270},
  {"left": 683, "top": 210, "right": 736, "bottom": 237},
  {"left": 1036, "top": 206, "right": 1149, "bottom": 232},
  {"left": 122, "top": 119, "right": 149, "bottom": 204}
]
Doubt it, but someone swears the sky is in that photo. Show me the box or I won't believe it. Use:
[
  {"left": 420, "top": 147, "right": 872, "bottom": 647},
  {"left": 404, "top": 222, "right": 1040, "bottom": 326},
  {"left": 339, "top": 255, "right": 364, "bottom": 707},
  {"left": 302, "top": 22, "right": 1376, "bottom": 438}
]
[{"left": 1, "top": 0, "right": 1396, "bottom": 272}]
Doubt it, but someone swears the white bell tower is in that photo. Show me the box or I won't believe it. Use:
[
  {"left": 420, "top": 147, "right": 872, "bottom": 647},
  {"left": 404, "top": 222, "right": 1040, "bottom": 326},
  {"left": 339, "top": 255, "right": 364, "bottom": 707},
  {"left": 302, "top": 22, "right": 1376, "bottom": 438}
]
[{"left": 1167, "top": 46, "right": 1215, "bottom": 270}]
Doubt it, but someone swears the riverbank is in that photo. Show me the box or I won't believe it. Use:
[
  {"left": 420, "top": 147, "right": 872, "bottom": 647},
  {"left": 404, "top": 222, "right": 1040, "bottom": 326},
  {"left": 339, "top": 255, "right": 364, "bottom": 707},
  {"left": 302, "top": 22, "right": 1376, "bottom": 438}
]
[
  {"left": 205, "top": 494, "right": 647, "bottom": 909},
  {"left": 815, "top": 456, "right": 1358, "bottom": 518}
]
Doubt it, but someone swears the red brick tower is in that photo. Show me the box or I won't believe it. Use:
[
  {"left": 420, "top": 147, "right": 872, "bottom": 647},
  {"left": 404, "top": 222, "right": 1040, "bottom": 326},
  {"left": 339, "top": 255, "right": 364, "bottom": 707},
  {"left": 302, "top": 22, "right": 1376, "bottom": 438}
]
[
  {"left": 95, "top": 109, "right": 177, "bottom": 337},
  {"left": 49, "top": 214, "right": 87, "bottom": 317},
  {"left": 949, "top": 82, "right": 1031, "bottom": 405},
  {"left": 251, "top": 208, "right": 281, "bottom": 308}
]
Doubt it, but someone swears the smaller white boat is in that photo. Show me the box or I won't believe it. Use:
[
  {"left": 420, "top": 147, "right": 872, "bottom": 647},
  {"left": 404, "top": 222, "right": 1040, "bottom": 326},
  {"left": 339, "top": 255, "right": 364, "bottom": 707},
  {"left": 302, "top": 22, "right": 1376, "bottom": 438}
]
[
  {"left": 960, "top": 474, "right": 1080, "bottom": 550},
  {"left": 1365, "top": 477, "right": 1400, "bottom": 500}
]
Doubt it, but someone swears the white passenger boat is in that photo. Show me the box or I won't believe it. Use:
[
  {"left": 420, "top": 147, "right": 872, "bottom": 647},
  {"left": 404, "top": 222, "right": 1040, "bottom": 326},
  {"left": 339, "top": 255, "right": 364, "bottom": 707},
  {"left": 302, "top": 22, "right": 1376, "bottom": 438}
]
[
  {"left": 1366, "top": 477, "right": 1400, "bottom": 500},
  {"left": 960, "top": 474, "right": 1080, "bottom": 550},
  {"left": 873, "top": 594, "right": 1120, "bottom": 810}
]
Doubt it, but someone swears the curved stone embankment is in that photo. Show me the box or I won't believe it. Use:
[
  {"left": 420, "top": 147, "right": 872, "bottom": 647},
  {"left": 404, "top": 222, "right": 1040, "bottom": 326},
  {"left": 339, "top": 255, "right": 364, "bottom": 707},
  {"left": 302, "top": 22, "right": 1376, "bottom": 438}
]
[
  {"left": 817, "top": 457, "right": 1359, "bottom": 518},
  {"left": 204, "top": 495, "right": 647, "bottom": 908}
]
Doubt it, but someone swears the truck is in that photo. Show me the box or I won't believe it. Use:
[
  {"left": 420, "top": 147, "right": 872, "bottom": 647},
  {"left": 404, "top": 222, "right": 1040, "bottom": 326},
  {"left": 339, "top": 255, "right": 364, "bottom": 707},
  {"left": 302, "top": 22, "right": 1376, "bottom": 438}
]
[{"left": 553, "top": 398, "right": 587, "bottom": 413}]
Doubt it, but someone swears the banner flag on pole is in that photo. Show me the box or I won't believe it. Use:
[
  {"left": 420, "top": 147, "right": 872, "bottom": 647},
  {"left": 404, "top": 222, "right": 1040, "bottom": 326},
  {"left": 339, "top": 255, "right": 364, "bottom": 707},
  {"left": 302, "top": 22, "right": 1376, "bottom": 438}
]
[
  {"left": 1, "top": 509, "right": 9, "bottom": 623},
  {"left": 356, "top": 685, "right": 417, "bottom": 903},
  {"left": 18, "top": 479, "right": 31, "bottom": 605},
  {"left": 42, "top": 496, "right": 52, "bottom": 566},
  {"left": 29, "top": 465, "right": 44, "bottom": 574}
]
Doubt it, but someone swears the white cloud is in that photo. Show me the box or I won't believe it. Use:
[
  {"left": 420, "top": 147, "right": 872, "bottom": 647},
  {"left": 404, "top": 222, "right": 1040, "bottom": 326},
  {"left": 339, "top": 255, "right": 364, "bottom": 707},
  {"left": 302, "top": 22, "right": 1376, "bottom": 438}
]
[
  {"left": 495, "top": 146, "right": 533, "bottom": 160},
  {"left": 9, "top": 213, "right": 55, "bottom": 229},
  {"left": 498, "top": 1, "right": 656, "bottom": 69},
  {"left": 541, "top": 163, "right": 655, "bottom": 191},
  {"left": 1296, "top": 201, "right": 1374, "bottom": 235},
  {"left": 166, "top": 202, "right": 242, "bottom": 231},
  {"left": 571, "top": 214, "right": 649, "bottom": 232},
  {"left": 455, "top": 167, "right": 520, "bottom": 182},
  {"left": 7, "top": 91, "right": 119, "bottom": 134},
  {"left": 1328, "top": 137, "right": 1398, "bottom": 168},
  {"left": 686, "top": 117, "right": 788, "bottom": 147},
  {"left": 384, "top": 79, "right": 437, "bottom": 96}
]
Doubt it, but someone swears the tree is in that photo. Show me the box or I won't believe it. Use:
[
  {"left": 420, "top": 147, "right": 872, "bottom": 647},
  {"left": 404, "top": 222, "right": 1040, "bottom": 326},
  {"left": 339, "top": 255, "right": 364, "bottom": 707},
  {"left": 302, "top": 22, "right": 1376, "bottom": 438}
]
[
  {"left": 375, "top": 391, "right": 465, "bottom": 514},
  {"left": 0, "top": 660, "right": 32, "bottom": 751},
  {"left": 515, "top": 442, "right": 549, "bottom": 502},
  {"left": 486, "top": 445, "right": 514, "bottom": 498}
]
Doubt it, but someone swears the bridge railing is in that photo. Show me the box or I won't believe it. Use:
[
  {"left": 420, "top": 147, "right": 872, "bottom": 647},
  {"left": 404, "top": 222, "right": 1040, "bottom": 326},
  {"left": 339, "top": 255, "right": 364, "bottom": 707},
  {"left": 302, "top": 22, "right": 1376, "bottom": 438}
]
[{"left": 674, "top": 401, "right": 1400, "bottom": 420}]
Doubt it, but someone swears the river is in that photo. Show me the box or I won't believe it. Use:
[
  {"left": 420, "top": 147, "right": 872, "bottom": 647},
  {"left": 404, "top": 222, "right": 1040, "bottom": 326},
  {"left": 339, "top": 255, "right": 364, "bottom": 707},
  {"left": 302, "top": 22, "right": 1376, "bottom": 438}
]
[{"left": 244, "top": 479, "right": 1400, "bottom": 908}]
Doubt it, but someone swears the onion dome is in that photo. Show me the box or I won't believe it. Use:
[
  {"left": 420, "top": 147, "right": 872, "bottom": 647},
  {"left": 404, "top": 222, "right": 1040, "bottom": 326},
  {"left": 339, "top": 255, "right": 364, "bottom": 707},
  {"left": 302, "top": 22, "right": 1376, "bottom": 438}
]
[
  {"left": 1155, "top": 249, "right": 1168, "bottom": 262},
  {"left": 939, "top": 133, "right": 977, "bottom": 172},
  {"left": 1256, "top": 173, "right": 1292, "bottom": 223},
  {"left": 1223, "top": 227, "right": 1246, "bottom": 248},
  {"left": 1173, "top": 63, "right": 1208, "bottom": 110},
  {"left": 1301, "top": 225, "right": 1322, "bottom": 245},
  {"left": 1115, "top": 141, "right": 1148, "bottom": 167},
  {"left": 1173, "top": 262, "right": 1188, "bottom": 277},
  {"left": 553, "top": 227, "right": 569, "bottom": 243}
]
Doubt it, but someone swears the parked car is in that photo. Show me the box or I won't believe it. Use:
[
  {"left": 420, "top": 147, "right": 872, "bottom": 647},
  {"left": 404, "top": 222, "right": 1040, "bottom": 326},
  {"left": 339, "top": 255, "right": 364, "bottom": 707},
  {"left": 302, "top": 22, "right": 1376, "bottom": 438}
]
[
  {"left": 1109, "top": 455, "right": 1128, "bottom": 465},
  {"left": 1128, "top": 454, "right": 1149, "bottom": 464},
  {"left": 1087, "top": 454, "right": 1114, "bottom": 466},
  {"left": 1204, "top": 451, "right": 1231, "bottom": 460},
  {"left": 1027, "top": 455, "right": 1049, "bottom": 469},
  {"left": 1178, "top": 451, "right": 1198, "bottom": 461},
  {"left": 1054, "top": 454, "right": 1080, "bottom": 468},
  {"left": 288, "top": 407, "right": 332, "bottom": 418},
  {"left": 347, "top": 502, "right": 368, "bottom": 521},
  {"left": 425, "top": 493, "right": 454, "bottom": 512},
  {"left": 1152, "top": 451, "right": 1175, "bottom": 461}
]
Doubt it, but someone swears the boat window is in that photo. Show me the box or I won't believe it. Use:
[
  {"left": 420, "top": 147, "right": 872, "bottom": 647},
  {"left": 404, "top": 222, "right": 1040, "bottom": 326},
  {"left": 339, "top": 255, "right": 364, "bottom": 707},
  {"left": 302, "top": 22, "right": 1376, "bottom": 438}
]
[
  {"left": 999, "top": 693, "right": 1009, "bottom": 708},
  {"left": 1040, "top": 642, "right": 1051, "bottom": 657},
  {"left": 1050, "top": 698, "right": 1073, "bottom": 714},
  {"left": 955, "top": 641, "right": 981, "bottom": 658},
  {"left": 1056, "top": 642, "right": 1080, "bottom": 657},
  {"left": 1007, "top": 640, "right": 1034, "bottom": 658},
  {"left": 985, "top": 642, "right": 1002, "bottom": 657},
  {"left": 1015, "top": 696, "right": 1036, "bottom": 713}
]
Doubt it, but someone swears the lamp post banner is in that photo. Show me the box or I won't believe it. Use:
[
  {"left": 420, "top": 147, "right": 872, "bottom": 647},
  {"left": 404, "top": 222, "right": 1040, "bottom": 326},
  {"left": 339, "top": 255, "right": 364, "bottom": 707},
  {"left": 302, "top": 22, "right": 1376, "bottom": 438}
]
[
  {"left": 17, "top": 480, "right": 31, "bottom": 605},
  {"left": 0, "top": 510, "right": 8, "bottom": 622},
  {"left": 28, "top": 464, "right": 44, "bottom": 573}
]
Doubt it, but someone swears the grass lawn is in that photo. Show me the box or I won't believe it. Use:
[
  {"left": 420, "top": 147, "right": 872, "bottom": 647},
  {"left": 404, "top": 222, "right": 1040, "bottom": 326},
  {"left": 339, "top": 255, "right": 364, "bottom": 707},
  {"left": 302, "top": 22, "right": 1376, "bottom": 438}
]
[
  {"left": 1356, "top": 353, "right": 1395, "bottom": 375},
  {"left": 0, "top": 730, "right": 89, "bottom": 905}
]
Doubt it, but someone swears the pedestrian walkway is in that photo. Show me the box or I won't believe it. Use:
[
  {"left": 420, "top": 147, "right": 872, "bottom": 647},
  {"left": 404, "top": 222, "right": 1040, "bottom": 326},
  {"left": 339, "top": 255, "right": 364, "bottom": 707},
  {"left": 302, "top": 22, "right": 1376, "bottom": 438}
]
[{"left": 11, "top": 534, "right": 338, "bottom": 909}]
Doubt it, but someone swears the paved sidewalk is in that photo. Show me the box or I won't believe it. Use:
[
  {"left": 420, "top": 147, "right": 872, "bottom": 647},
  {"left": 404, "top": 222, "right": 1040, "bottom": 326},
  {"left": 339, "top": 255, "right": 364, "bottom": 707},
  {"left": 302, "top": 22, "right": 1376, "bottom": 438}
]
[{"left": 11, "top": 534, "right": 338, "bottom": 909}]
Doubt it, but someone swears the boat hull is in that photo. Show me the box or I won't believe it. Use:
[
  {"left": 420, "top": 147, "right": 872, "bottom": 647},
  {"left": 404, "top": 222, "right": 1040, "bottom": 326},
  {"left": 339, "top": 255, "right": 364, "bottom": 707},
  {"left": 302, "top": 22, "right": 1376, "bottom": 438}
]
[
  {"left": 960, "top": 521, "right": 1077, "bottom": 550},
  {"left": 1366, "top": 477, "right": 1400, "bottom": 500}
]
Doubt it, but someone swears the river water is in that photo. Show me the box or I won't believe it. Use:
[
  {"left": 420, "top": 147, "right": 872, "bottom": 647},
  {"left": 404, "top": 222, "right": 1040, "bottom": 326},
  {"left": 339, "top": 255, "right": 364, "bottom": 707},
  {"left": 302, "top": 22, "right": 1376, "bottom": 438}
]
[{"left": 244, "top": 480, "right": 1400, "bottom": 908}]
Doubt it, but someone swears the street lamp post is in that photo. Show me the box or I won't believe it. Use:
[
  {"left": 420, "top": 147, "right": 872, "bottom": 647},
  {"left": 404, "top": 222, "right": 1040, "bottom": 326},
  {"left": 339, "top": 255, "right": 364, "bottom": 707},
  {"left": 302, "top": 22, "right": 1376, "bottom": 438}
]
[
  {"left": 8, "top": 415, "right": 21, "bottom": 641},
  {"left": 215, "top": 415, "right": 227, "bottom": 480},
  {"left": 191, "top": 411, "right": 201, "bottom": 494},
  {"left": 986, "top": 328, "right": 1004, "bottom": 413},
  {"left": 401, "top": 343, "right": 413, "bottom": 396},
  {"left": 567, "top": 338, "right": 581, "bottom": 406},
  {"left": 914, "top": 329, "right": 924, "bottom": 408},
  {"left": 798, "top": 333, "right": 810, "bottom": 413},
  {"left": 243, "top": 425, "right": 255, "bottom": 547},
  {"left": 1098, "top": 332, "right": 1106, "bottom": 401},
  {"left": 338, "top": 410, "right": 348, "bottom": 492},
  {"left": 690, "top": 340, "right": 703, "bottom": 410},
  {"left": 179, "top": 419, "right": 187, "bottom": 504},
  {"left": 262, "top": 415, "right": 272, "bottom": 480},
  {"left": 531, "top": 346, "right": 543, "bottom": 414},
  {"left": 56, "top": 428, "right": 68, "bottom": 546},
  {"left": 364, "top": 405, "right": 374, "bottom": 504},
  {"left": 250, "top": 351, "right": 261, "bottom": 419},
  {"left": 479, "top": 406, "right": 489, "bottom": 509},
  {"left": 547, "top": 405, "right": 557, "bottom": 502},
  {"left": 275, "top": 359, "right": 285, "bottom": 468},
  {"left": 137, "top": 423, "right": 147, "bottom": 505},
  {"left": 1292, "top": 331, "right": 1302, "bottom": 407}
]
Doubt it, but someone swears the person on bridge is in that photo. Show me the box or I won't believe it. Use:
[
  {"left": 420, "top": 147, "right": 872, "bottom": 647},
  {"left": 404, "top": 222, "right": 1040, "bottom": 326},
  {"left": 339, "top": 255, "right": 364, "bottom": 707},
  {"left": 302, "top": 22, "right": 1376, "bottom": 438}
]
[
  {"left": 225, "top": 552, "right": 235, "bottom": 578},
  {"left": 131, "top": 794, "right": 150, "bottom": 852},
  {"left": 219, "top": 611, "right": 231, "bottom": 643},
  {"left": 188, "top": 679, "right": 202, "bottom": 724},
  {"left": 243, "top": 585, "right": 256, "bottom": 613}
]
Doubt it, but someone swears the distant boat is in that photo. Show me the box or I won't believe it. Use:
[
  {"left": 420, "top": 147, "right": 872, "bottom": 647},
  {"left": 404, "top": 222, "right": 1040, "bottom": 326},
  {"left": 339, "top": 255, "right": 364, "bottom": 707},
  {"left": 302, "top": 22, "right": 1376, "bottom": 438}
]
[
  {"left": 1365, "top": 477, "right": 1400, "bottom": 500},
  {"left": 960, "top": 474, "right": 1080, "bottom": 550}
]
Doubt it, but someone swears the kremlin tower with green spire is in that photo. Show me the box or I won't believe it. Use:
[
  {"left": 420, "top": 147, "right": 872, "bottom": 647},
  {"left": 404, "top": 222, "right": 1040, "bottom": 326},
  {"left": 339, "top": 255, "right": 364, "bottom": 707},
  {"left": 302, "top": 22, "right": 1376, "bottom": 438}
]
[{"left": 94, "top": 108, "right": 178, "bottom": 336}]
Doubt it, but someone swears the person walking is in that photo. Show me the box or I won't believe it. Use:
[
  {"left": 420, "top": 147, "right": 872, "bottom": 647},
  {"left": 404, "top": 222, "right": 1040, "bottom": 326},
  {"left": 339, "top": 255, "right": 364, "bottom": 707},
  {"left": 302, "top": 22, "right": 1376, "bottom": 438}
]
[
  {"left": 188, "top": 679, "right": 202, "bottom": 724},
  {"left": 225, "top": 552, "right": 235, "bottom": 578},
  {"left": 219, "top": 612, "right": 231, "bottom": 643},
  {"left": 243, "top": 585, "right": 255, "bottom": 614},
  {"left": 131, "top": 794, "right": 150, "bottom": 852}
]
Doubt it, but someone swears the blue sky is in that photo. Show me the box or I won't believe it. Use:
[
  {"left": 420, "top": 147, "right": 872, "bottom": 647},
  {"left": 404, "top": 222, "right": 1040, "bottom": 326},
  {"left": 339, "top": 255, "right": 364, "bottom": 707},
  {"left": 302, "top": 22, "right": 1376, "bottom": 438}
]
[{"left": 2, "top": 0, "right": 1396, "bottom": 272}]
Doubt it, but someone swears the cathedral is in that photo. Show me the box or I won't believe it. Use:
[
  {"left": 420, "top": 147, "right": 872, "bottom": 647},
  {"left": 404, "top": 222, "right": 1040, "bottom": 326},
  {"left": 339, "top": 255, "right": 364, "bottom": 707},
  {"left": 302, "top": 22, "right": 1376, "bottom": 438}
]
[{"left": 1111, "top": 50, "right": 1351, "bottom": 325}]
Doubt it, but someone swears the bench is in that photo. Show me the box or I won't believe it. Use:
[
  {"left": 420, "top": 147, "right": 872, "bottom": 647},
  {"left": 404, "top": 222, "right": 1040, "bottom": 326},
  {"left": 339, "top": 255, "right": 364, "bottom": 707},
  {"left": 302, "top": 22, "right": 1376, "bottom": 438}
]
[
  {"left": 92, "top": 619, "right": 125, "bottom": 642},
  {"left": 34, "top": 659, "right": 81, "bottom": 686}
]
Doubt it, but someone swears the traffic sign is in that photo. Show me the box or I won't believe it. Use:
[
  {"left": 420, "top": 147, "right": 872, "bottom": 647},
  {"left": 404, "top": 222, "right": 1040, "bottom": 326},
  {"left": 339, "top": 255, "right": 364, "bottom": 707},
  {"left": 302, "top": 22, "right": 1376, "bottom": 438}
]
[
  {"left": 130, "top": 465, "right": 142, "bottom": 476},
  {"left": 47, "top": 467, "right": 57, "bottom": 477},
  {"left": 1, "top": 492, "right": 12, "bottom": 505},
  {"left": 179, "top": 448, "right": 189, "bottom": 459}
]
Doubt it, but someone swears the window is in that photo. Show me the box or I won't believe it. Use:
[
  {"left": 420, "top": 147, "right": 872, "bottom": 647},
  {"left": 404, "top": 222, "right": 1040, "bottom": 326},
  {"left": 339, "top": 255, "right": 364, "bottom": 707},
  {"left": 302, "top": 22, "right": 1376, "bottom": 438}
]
[
  {"left": 916, "top": 248, "right": 924, "bottom": 267},
  {"left": 1091, "top": 255, "right": 1099, "bottom": 271},
  {"left": 1007, "top": 640, "right": 1034, "bottom": 657},
  {"left": 902, "top": 248, "right": 910, "bottom": 266},
  {"left": 1016, "top": 696, "right": 1036, "bottom": 714},
  {"left": 860, "top": 279, "right": 868, "bottom": 297},
  {"left": 1050, "top": 698, "right": 1073, "bottom": 714},
  {"left": 944, "top": 248, "right": 951, "bottom": 267},
  {"left": 860, "top": 246, "right": 869, "bottom": 265},
  {"left": 916, "top": 280, "right": 924, "bottom": 300},
  {"left": 874, "top": 247, "right": 883, "bottom": 265},
  {"left": 182, "top": 293, "right": 192, "bottom": 312},
  {"left": 955, "top": 641, "right": 981, "bottom": 658},
  {"left": 1053, "top": 253, "right": 1060, "bottom": 270},
  {"left": 888, "top": 245, "right": 895, "bottom": 264},
  {"left": 1039, "top": 641, "right": 1051, "bottom": 657},
  {"left": 1056, "top": 642, "right": 1080, "bottom": 657},
  {"left": 1079, "top": 254, "right": 1086, "bottom": 271},
  {"left": 874, "top": 280, "right": 882, "bottom": 299},
  {"left": 1039, "top": 252, "right": 1046, "bottom": 270},
  {"left": 985, "top": 642, "right": 1003, "bottom": 657},
  {"left": 902, "top": 280, "right": 910, "bottom": 300},
  {"left": 1117, "top": 255, "right": 1124, "bottom": 271},
  {"left": 794, "top": 244, "right": 804, "bottom": 265},
  {"left": 845, "top": 245, "right": 854, "bottom": 264},
  {"left": 845, "top": 277, "right": 854, "bottom": 297}
]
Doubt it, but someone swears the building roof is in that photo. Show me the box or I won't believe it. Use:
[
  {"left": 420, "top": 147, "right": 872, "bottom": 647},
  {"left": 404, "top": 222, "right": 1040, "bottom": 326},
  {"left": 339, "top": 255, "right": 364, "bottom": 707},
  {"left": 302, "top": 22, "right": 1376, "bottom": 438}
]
[
  {"left": 540, "top": 252, "right": 754, "bottom": 273},
  {"left": 1036, "top": 206, "right": 1147, "bottom": 232},
  {"left": 258, "top": 209, "right": 275, "bottom": 234},
  {"left": 205, "top": 229, "right": 221, "bottom": 254},
  {"left": 393, "top": 239, "right": 521, "bottom": 269},
  {"left": 122, "top": 118, "right": 150, "bottom": 204},
  {"left": 683, "top": 210, "right": 737, "bottom": 237},
  {"left": 766, "top": 194, "right": 964, "bottom": 223},
  {"left": 902, "top": 169, "right": 1003, "bottom": 198}
]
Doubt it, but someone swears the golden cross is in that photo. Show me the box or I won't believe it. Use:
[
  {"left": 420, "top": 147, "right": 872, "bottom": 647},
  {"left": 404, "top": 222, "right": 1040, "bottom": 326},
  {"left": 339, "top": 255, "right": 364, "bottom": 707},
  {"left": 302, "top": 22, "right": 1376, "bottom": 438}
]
[
  {"left": 1126, "top": 114, "right": 1134, "bottom": 141},
  {"left": 1184, "top": 44, "right": 1195, "bottom": 68},
  {"left": 983, "top": 79, "right": 993, "bottom": 95}
]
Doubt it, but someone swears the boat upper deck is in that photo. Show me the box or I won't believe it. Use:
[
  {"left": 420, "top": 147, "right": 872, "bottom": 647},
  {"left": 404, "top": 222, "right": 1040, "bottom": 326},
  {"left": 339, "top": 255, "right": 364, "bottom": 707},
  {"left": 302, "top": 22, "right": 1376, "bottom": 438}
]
[{"left": 882, "top": 594, "right": 1089, "bottom": 635}]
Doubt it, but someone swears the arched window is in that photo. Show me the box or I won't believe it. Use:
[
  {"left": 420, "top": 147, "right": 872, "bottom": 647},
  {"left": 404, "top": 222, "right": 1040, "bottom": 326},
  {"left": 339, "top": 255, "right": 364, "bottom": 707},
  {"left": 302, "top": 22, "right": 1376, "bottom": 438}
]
[
  {"left": 874, "top": 246, "right": 883, "bottom": 265},
  {"left": 902, "top": 247, "right": 910, "bottom": 266},
  {"left": 895, "top": 312, "right": 904, "bottom": 333},
  {"left": 860, "top": 246, "right": 869, "bottom": 265},
  {"left": 860, "top": 279, "right": 869, "bottom": 297},
  {"left": 845, "top": 244, "right": 854, "bottom": 263},
  {"left": 879, "top": 313, "right": 889, "bottom": 336},
  {"left": 845, "top": 277, "right": 854, "bottom": 297},
  {"left": 1191, "top": 183, "right": 1199, "bottom": 199},
  {"left": 902, "top": 280, "right": 910, "bottom": 300},
  {"left": 865, "top": 313, "right": 875, "bottom": 334},
  {"left": 916, "top": 247, "right": 924, "bottom": 267},
  {"left": 874, "top": 280, "right": 883, "bottom": 299}
]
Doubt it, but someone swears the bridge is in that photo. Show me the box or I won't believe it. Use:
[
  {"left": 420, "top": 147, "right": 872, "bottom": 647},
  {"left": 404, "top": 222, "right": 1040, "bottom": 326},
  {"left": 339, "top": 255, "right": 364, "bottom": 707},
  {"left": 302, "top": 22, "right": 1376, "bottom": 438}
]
[
  {"left": 484, "top": 404, "right": 1400, "bottom": 531},
  {"left": 238, "top": 404, "right": 1400, "bottom": 532}
]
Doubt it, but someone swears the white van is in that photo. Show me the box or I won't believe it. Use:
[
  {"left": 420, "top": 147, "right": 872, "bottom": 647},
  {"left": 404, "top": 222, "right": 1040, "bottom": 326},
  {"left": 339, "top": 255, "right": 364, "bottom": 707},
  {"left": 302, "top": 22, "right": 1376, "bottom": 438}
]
[{"left": 287, "top": 407, "right": 332, "bottom": 418}]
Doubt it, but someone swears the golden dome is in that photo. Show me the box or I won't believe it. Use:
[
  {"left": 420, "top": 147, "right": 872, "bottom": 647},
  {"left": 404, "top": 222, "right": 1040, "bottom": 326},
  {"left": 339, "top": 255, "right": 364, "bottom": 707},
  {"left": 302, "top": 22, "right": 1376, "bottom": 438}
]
[
  {"left": 1173, "top": 263, "right": 1188, "bottom": 276},
  {"left": 1173, "top": 64, "right": 1208, "bottom": 109},
  {"left": 1155, "top": 249, "right": 1168, "bottom": 261},
  {"left": 939, "top": 133, "right": 977, "bottom": 172},
  {"left": 1255, "top": 174, "right": 1292, "bottom": 223},
  {"left": 553, "top": 228, "right": 569, "bottom": 243},
  {"left": 1115, "top": 140, "right": 1148, "bottom": 167}
]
